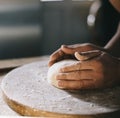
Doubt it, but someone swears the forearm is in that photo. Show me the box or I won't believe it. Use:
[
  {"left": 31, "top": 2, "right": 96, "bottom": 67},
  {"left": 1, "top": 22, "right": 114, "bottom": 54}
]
[{"left": 104, "top": 23, "right": 120, "bottom": 57}]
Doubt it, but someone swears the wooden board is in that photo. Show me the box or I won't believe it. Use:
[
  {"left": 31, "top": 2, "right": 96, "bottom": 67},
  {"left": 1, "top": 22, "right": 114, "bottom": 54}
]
[{"left": 1, "top": 60, "right": 120, "bottom": 117}]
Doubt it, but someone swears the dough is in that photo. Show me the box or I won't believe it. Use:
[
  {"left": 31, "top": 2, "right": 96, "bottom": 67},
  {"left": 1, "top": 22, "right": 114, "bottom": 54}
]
[{"left": 47, "top": 59, "right": 78, "bottom": 88}]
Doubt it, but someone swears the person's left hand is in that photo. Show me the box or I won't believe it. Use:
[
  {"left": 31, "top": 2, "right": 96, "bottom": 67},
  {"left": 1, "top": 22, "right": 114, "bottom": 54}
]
[{"left": 56, "top": 51, "right": 120, "bottom": 90}]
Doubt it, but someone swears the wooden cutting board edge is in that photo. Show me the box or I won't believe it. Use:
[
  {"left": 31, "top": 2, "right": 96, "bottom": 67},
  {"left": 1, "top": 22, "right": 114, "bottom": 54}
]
[{"left": 2, "top": 91, "right": 120, "bottom": 118}]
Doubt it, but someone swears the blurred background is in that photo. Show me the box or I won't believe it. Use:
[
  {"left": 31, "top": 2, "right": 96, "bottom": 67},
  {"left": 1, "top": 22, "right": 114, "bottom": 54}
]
[{"left": 0, "top": 0, "right": 119, "bottom": 59}]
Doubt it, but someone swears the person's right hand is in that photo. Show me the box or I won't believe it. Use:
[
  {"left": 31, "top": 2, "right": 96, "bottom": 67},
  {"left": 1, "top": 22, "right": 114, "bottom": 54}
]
[
  {"left": 56, "top": 51, "right": 120, "bottom": 90},
  {"left": 48, "top": 43, "right": 106, "bottom": 67}
]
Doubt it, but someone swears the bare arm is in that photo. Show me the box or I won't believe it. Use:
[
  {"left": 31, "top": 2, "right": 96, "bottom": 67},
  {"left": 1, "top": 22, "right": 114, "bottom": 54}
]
[
  {"left": 105, "top": 0, "right": 120, "bottom": 57},
  {"left": 104, "top": 23, "right": 120, "bottom": 57}
]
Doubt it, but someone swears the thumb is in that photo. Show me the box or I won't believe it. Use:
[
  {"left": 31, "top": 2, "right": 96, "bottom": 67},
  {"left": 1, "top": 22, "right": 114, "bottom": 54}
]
[{"left": 75, "top": 50, "right": 102, "bottom": 61}]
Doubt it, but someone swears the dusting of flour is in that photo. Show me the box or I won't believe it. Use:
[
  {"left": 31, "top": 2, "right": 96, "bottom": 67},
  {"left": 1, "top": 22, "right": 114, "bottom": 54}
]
[{"left": 1, "top": 60, "right": 120, "bottom": 115}]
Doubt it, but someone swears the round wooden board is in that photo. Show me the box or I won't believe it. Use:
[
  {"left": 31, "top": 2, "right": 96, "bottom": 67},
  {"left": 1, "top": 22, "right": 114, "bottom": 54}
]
[{"left": 1, "top": 60, "right": 120, "bottom": 117}]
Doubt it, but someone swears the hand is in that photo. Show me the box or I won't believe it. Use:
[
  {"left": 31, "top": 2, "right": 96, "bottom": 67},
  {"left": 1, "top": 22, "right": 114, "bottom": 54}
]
[
  {"left": 56, "top": 51, "right": 120, "bottom": 90},
  {"left": 48, "top": 43, "right": 106, "bottom": 67}
]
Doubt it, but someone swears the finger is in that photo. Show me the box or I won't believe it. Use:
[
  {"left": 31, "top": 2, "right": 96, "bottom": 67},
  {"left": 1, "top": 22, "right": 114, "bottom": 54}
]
[
  {"left": 61, "top": 44, "right": 82, "bottom": 54},
  {"left": 61, "top": 44, "right": 94, "bottom": 54},
  {"left": 48, "top": 49, "right": 65, "bottom": 67},
  {"left": 58, "top": 80, "right": 95, "bottom": 90},
  {"left": 56, "top": 70, "right": 94, "bottom": 80},
  {"left": 59, "top": 61, "right": 94, "bottom": 72},
  {"left": 48, "top": 60, "right": 56, "bottom": 67},
  {"left": 75, "top": 50, "right": 102, "bottom": 61}
]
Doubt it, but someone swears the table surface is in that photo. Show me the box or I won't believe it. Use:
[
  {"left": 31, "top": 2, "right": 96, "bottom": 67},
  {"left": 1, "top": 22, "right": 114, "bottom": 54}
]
[
  {"left": 0, "top": 56, "right": 120, "bottom": 118},
  {"left": 0, "top": 56, "right": 49, "bottom": 116}
]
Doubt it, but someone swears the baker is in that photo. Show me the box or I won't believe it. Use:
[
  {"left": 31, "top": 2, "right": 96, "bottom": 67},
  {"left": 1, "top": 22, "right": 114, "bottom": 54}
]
[{"left": 48, "top": 0, "right": 120, "bottom": 90}]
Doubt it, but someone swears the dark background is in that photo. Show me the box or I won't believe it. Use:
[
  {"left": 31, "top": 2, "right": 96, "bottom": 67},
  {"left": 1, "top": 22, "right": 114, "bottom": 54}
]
[{"left": 0, "top": 0, "right": 119, "bottom": 59}]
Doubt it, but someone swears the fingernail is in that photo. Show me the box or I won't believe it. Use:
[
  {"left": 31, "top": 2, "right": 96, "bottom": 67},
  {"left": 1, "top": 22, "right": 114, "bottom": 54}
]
[
  {"left": 75, "top": 52, "right": 89, "bottom": 61},
  {"left": 59, "top": 68, "right": 64, "bottom": 72}
]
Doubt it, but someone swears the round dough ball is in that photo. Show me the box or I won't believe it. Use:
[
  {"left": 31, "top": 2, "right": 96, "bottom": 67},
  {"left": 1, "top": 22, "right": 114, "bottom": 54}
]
[{"left": 47, "top": 59, "right": 78, "bottom": 89}]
